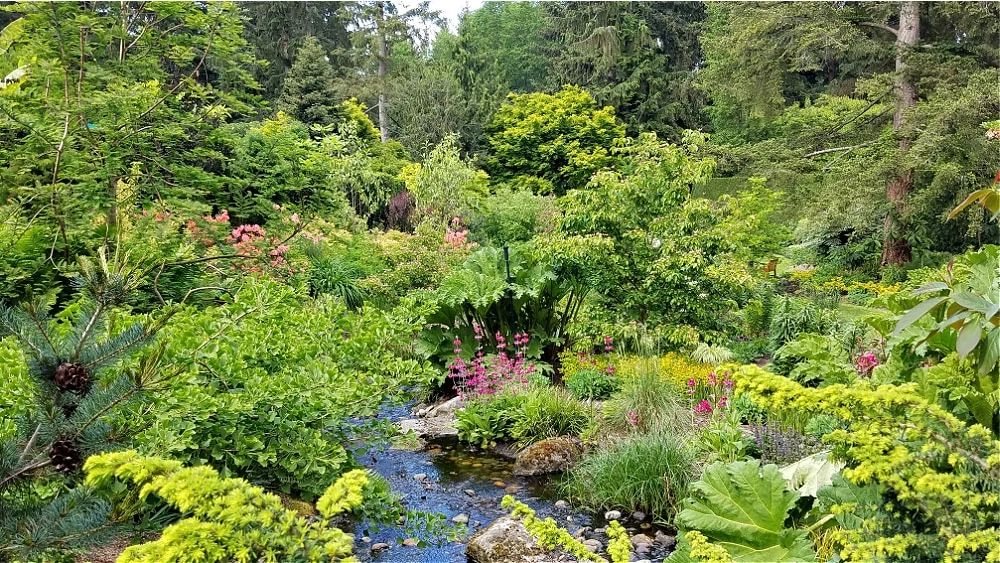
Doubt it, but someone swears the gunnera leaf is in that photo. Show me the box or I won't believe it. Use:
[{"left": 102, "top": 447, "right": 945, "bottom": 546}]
[{"left": 669, "top": 460, "right": 816, "bottom": 562}]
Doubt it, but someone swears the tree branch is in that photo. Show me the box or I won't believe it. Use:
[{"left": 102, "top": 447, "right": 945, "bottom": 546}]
[
  {"left": 828, "top": 89, "right": 892, "bottom": 136},
  {"left": 804, "top": 141, "right": 875, "bottom": 158},
  {"left": 859, "top": 21, "right": 898, "bottom": 37}
]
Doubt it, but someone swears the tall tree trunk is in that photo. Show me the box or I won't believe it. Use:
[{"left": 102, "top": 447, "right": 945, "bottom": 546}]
[
  {"left": 881, "top": 1, "right": 919, "bottom": 266},
  {"left": 376, "top": 1, "right": 389, "bottom": 142}
]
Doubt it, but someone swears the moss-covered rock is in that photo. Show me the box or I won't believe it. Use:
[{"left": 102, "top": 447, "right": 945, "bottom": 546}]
[
  {"left": 465, "top": 516, "right": 548, "bottom": 562},
  {"left": 512, "top": 436, "right": 583, "bottom": 476}
]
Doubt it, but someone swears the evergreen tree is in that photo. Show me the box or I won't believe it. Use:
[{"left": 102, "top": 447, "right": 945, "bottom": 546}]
[
  {"left": 241, "top": 2, "right": 351, "bottom": 99},
  {"left": 543, "top": 1, "right": 707, "bottom": 140},
  {"left": 0, "top": 249, "right": 174, "bottom": 560},
  {"left": 278, "top": 36, "right": 343, "bottom": 127}
]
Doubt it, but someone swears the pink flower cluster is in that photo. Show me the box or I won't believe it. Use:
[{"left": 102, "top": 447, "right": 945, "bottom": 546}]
[
  {"left": 449, "top": 324, "right": 534, "bottom": 399},
  {"left": 444, "top": 217, "right": 477, "bottom": 251},
  {"left": 688, "top": 370, "right": 734, "bottom": 417},
  {"left": 855, "top": 351, "right": 878, "bottom": 377},
  {"left": 626, "top": 410, "right": 639, "bottom": 426},
  {"left": 226, "top": 224, "right": 296, "bottom": 274}
]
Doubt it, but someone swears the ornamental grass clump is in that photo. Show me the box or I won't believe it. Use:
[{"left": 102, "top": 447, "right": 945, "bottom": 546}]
[{"left": 562, "top": 431, "right": 696, "bottom": 524}]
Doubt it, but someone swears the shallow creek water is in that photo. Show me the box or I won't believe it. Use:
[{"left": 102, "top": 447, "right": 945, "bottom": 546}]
[{"left": 346, "top": 402, "right": 674, "bottom": 562}]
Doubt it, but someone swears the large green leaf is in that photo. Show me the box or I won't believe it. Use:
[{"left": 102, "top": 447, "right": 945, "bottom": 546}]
[
  {"left": 673, "top": 460, "right": 816, "bottom": 562},
  {"left": 893, "top": 296, "right": 947, "bottom": 336},
  {"left": 779, "top": 452, "right": 844, "bottom": 498}
]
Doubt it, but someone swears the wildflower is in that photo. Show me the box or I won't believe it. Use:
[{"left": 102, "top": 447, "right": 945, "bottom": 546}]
[
  {"left": 694, "top": 400, "right": 713, "bottom": 414},
  {"left": 855, "top": 351, "right": 879, "bottom": 377},
  {"left": 718, "top": 396, "right": 728, "bottom": 408},
  {"left": 290, "top": 213, "right": 300, "bottom": 224},
  {"left": 707, "top": 372, "right": 717, "bottom": 386},
  {"left": 723, "top": 378, "right": 734, "bottom": 388},
  {"left": 626, "top": 411, "right": 639, "bottom": 426}
]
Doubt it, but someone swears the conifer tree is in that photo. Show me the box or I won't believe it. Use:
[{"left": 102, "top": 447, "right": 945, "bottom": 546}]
[
  {"left": 0, "top": 248, "right": 174, "bottom": 561},
  {"left": 277, "top": 35, "right": 344, "bottom": 127}
]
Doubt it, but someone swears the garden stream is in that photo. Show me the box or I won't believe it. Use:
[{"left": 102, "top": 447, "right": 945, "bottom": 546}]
[{"left": 346, "top": 402, "right": 675, "bottom": 563}]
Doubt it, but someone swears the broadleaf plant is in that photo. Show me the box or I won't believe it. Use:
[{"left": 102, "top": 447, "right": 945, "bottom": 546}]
[{"left": 668, "top": 460, "right": 816, "bottom": 562}]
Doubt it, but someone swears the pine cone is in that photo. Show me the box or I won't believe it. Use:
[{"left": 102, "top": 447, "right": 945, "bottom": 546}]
[
  {"left": 54, "top": 362, "right": 91, "bottom": 393},
  {"left": 49, "top": 439, "right": 82, "bottom": 474}
]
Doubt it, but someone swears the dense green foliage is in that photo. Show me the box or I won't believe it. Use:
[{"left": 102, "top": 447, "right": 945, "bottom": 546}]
[{"left": 1, "top": 2, "right": 997, "bottom": 561}]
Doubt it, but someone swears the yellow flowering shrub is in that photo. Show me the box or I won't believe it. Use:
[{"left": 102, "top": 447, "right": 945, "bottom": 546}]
[
  {"left": 84, "top": 451, "right": 368, "bottom": 563},
  {"left": 560, "top": 351, "right": 714, "bottom": 390},
  {"left": 617, "top": 353, "right": 715, "bottom": 389},
  {"left": 819, "top": 276, "right": 900, "bottom": 296},
  {"left": 735, "top": 365, "right": 1000, "bottom": 562}
]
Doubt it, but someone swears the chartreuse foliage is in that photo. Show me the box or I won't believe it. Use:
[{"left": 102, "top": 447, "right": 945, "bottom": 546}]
[
  {"left": 735, "top": 365, "right": 1000, "bottom": 562},
  {"left": 668, "top": 460, "right": 815, "bottom": 562},
  {"left": 485, "top": 85, "right": 626, "bottom": 194},
  {"left": 84, "top": 450, "right": 371, "bottom": 562},
  {"left": 501, "top": 495, "right": 631, "bottom": 563}
]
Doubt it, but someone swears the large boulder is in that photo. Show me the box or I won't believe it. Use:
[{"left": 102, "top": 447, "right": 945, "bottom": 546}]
[
  {"left": 465, "top": 517, "right": 550, "bottom": 563},
  {"left": 512, "top": 436, "right": 583, "bottom": 476}
]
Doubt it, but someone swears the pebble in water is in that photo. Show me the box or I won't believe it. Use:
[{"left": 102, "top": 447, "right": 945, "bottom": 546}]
[
  {"left": 555, "top": 499, "right": 569, "bottom": 508},
  {"left": 582, "top": 539, "right": 602, "bottom": 553},
  {"left": 464, "top": 489, "right": 476, "bottom": 497},
  {"left": 493, "top": 480, "right": 506, "bottom": 488},
  {"left": 451, "top": 513, "right": 469, "bottom": 524},
  {"left": 402, "top": 538, "right": 418, "bottom": 547},
  {"left": 413, "top": 473, "right": 427, "bottom": 480},
  {"left": 371, "top": 543, "right": 389, "bottom": 552},
  {"left": 604, "top": 510, "right": 622, "bottom": 520}
]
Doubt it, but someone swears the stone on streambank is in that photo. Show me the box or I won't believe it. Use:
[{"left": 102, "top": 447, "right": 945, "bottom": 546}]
[
  {"left": 512, "top": 436, "right": 584, "bottom": 476},
  {"left": 397, "top": 416, "right": 458, "bottom": 439},
  {"left": 466, "top": 516, "right": 553, "bottom": 563},
  {"left": 398, "top": 396, "right": 463, "bottom": 440}
]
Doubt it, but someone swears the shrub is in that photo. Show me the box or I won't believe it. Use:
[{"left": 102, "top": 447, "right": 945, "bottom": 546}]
[
  {"left": 768, "top": 295, "right": 839, "bottom": 351},
  {"left": 142, "top": 279, "right": 438, "bottom": 499},
  {"left": 485, "top": 85, "right": 625, "bottom": 194},
  {"left": 562, "top": 431, "right": 696, "bottom": 524},
  {"left": 566, "top": 367, "right": 621, "bottom": 400},
  {"left": 84, "top": 451, "right": 370, "bottom": 562},
  {"left": 474, "top": 187, "right": 559, "bottom": 245},
  {"left": 455, "top": 386, "right": 594, "bottom": 448},
  {"left": 736, "top": 364, "right": 1000, "bottom": 562},
  {"left": 730, "top": 337, "right": 770, "bottom": 363}
]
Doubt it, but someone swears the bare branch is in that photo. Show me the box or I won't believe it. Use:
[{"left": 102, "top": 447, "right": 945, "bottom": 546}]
[
  {"left": 804, "top": 141, "right": 875, "bottom": 158},
  {"left": 859, "top": 21, "right": 898, "bottom": 38}
]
